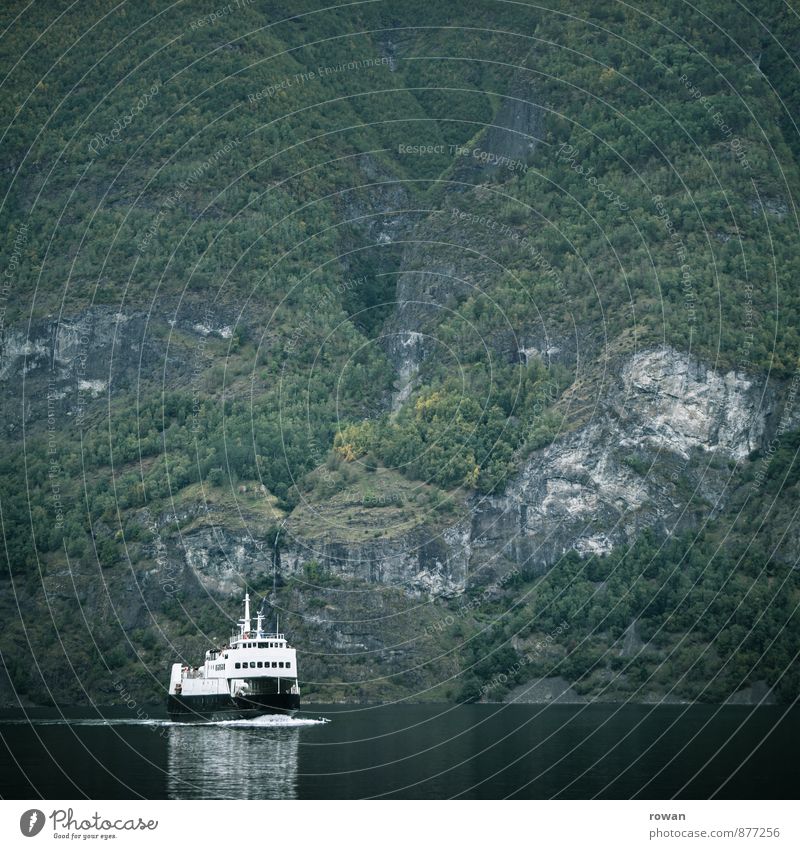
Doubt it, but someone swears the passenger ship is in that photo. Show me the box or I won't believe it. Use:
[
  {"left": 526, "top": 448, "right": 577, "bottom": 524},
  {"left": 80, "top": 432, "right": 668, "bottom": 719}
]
[{"left": 167, "top": 593, "right": 300, "bottom": 720}]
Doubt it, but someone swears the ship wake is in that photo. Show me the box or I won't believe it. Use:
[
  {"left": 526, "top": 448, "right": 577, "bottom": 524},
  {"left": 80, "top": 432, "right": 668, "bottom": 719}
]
[
  {"left": 210, "top": 714, "right": 329, "bottom": 727},
  {"left": 4, "top": 716, "right": 330, "bottom": 727}
]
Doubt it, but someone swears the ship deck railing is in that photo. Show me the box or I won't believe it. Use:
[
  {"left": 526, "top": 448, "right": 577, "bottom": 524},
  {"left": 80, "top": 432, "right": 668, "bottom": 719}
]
[{"left": 230, "top": 632, "right": 286, "bottom": 642}]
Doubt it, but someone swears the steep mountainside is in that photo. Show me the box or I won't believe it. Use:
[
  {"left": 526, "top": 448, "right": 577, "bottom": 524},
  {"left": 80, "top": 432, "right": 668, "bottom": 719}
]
[{"left": 1, "top": 0, "right": 799, "bottom": 707}]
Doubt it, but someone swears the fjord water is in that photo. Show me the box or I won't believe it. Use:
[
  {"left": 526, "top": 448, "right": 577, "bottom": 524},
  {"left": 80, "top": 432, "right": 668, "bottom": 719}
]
[{"left": 1, "top": 703, "right": 796, "bottom": 799}]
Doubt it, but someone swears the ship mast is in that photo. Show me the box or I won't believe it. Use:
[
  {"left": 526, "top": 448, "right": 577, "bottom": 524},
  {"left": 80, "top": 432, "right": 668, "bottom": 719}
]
[
  {"left": 242, "top": 592, "right": 251, "bottom": 637},
  {"left": 272, "top": 520, "right": 285, "bottom": 634}
]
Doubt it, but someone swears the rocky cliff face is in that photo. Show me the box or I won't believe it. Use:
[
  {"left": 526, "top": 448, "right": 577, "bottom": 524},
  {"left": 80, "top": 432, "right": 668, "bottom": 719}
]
[
  {"left": 168, "top": 346, "right": 779, "bottom": 600},
  {"left": 469, "top": 347, "right": 773, "bottom": 584},
  {"left": 279, "top": 521, "right": 472, "bottom": 597},
  {"left": 0, "top": 304, "right": 237, "bottom": 436},
  {"left": 162, "top": 511, "right": 472, "bottom": 600}
]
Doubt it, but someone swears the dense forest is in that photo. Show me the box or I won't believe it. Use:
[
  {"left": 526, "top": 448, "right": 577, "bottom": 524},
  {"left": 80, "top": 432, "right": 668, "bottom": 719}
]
[{"left": 0, "top": 0, "right": 799, "bottom": 707}]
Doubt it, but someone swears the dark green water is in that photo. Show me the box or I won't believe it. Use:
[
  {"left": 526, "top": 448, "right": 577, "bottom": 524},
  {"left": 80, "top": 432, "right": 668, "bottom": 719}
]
[{"left": 1, "top": 703, "right": 797, "bottom": 799}]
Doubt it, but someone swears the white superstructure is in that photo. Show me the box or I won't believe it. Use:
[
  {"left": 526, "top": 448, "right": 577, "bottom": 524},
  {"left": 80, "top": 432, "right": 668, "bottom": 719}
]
[{"left": 168, "top": 593, "right": 300, "bottom": 700}]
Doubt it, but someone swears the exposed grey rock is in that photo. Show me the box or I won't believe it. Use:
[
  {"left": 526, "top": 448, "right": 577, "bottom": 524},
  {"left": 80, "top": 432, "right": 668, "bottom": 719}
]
[
  {"left": 0, "top": 303, "right": 238, "bottom": 435},
  {"left": 0, "top": 313, "right": 783, "bottom": 614},
  {"left": 641, "top": 692, "right": 693, "bottom": 704},
  {"left": 617, "top": 620, "right": 645, "bottom": 658},
  {"left": 382, "top": 71, "right": 547, "bottom": 402},
  {"left": 468, "top": 347, "right": 772, "bottom": 583},
  {"left": 473, "top": 75, "right": 542, "bottom": 171},
  {"left": 724, "top": 680, "right": 777, "bottom": 705},
  {"left": 749, "top": 197, "right": 788, "bottom": 218},
  {"left": 178, "top": 528, "right": 270, "bottom": 597},
  {"left": 619, "top": 348, "right": 766, "bottom": 461},
  {"left": 502, "top": 675, "right": 587, "bottom": 704},
  {"left": 279, "top": 518, "right": 471, "bottom": 597},
  {"left": 172, "top": 346, "right": 777, "bottom": 602}
]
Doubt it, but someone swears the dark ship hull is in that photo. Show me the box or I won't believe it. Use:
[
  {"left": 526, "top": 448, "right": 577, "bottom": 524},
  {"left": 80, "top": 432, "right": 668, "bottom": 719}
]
[{"left": 167, "top": 692, "right": 300, "bottom": 721}]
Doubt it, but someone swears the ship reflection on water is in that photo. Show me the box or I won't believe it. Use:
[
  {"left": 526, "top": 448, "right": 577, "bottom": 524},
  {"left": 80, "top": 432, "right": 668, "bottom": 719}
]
[{"left": 166, "top": 721, "right": 301, "bottom": 799}]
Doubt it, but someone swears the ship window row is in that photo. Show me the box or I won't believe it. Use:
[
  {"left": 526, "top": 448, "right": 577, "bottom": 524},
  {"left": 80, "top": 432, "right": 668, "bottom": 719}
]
[
  {"left": 234, "top": 661, "right": 290, "bottom": 669},
  {"left": 241, "top": 641, "right": 283, "bottom": 648}
]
